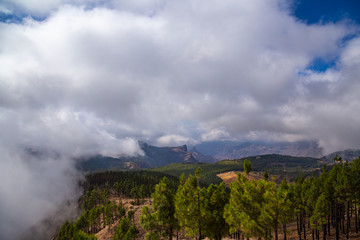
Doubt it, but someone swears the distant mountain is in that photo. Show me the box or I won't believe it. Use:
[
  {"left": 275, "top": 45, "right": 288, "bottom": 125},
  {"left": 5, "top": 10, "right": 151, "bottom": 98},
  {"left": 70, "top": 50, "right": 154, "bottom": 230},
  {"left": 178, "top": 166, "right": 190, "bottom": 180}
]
[
  {"left": 321, "top": 149, "right": 360, "bottom": 163},
  {"left": 241, "top": 154, "right": 320, "bottom": 170},
  {"left": 77, "top": 142, "right": 359, "bottom": 173},
  {"left": 189, "top": 147, "right": 215, "bottom": 163},
  {"left": 140, "top": 142, "right": 197, "bottom": 167},
  {"left": 78, "top": 142, "right": 206, "bottom": 172},
  {"left": 193, "top": 140, "right": 323, "bottom": 160}
]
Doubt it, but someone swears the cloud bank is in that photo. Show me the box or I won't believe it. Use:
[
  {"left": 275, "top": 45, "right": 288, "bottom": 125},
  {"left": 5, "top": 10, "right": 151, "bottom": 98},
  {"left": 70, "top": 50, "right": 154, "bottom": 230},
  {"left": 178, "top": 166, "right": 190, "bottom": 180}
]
[{"left": 0, "top": 0, "right": 360, "bottom": 238}]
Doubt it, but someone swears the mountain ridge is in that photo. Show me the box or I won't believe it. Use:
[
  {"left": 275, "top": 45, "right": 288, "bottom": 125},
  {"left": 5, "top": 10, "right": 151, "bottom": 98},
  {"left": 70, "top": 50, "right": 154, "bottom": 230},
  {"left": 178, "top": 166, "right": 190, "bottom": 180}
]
[
  {"left": 77, "top": 141, "right": 360, "bottom": 172},
  {"left": 78, "top": 142, "right": 210, "bottom": 172},
  {"left": 321, "top": 149, "right": 360, "bottom": 162},
  {"left": 193, "top": 140, "right": 324, "bottom": 160}
]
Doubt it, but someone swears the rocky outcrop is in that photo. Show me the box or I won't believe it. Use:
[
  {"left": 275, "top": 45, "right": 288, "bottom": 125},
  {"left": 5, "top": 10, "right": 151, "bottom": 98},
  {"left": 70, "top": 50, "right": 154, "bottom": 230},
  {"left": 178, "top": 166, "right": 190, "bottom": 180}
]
[
  {"left": 79, "top": 143, "right": 201, "bottom": 171},
  {"left": 140, "top": 143, "right": 197, "bottom": 167}
]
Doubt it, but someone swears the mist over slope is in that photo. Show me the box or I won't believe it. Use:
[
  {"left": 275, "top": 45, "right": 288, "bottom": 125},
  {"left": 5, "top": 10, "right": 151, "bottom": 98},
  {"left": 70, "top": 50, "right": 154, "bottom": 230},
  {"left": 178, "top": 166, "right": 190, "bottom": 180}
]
[
  {"left": 321, "top": 149, "right": 360, "bottom": 162},
  {"left": 0, "top": 119, "right": 143, "bottom": 240},
  {"left": 193, "top": 140, "right": 323, "bottom": 160}
]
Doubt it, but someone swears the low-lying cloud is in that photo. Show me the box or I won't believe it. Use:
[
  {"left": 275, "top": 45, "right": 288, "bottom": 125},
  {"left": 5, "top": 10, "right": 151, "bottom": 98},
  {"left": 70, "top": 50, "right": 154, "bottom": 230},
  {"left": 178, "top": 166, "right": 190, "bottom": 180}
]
[
  {"left": 0, "top": 107, "right": 142, "bottom": 239},
  {"left": 1, "top": 0, "right": 360, "bottom": 238}
]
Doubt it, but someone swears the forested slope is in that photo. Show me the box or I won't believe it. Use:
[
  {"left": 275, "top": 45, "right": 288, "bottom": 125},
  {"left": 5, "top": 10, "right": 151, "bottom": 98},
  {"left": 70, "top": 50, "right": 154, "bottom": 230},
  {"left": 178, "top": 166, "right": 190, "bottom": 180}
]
[
  {"left": 152, "top": 154, "right": 320, "bottom": 184},
  {"left": 56, "top": 156, "right": 360, "bottom": 240}
]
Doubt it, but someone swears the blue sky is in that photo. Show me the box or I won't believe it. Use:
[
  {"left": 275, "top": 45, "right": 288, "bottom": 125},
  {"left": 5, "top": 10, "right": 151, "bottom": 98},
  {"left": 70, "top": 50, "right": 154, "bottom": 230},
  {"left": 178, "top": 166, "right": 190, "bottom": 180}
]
[
  {"left": 0, "top": 1, "right": 360, "bottom": 237},
  {"left": 293, "top": 0, "right": 360, "bottom": 24},
  {"left": 291, "top": 0, "right": 360, "bottom": 73}
]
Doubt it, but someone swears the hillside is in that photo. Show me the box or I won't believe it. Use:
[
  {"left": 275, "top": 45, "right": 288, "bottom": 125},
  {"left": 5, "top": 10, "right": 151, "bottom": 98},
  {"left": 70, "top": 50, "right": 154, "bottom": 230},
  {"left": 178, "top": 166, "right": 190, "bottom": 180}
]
[
  {"left": 193, "top": 140, "right": 323, "bottom": 160},
  {"left": 321, "top": 149, "right": 360, "bottom": 162},
  {"left": 238, "top": 154, "right": 320, "bottom": 171},
  {"left": 151, "top": 153, "right": 321, "bottom": 184},
  {"left": 77, "top": 155, "right": 146, "bottom": 172},
  {"left": 77, "top": 141, "right": 360, "bottom": 173}
]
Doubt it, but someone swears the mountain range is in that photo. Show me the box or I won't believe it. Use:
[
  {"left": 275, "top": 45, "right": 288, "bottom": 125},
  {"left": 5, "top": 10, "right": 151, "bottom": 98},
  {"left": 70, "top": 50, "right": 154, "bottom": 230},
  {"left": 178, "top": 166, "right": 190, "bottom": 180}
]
[
  {"left": 321, "top": 149, "right": 360, "bottom": 162},
  {"left": 78, "top": 142, "right": 213, "bottom": 172},
  {"left": 78, "top": 140, "right": 360, "bottom": 172},
  {"left": 192, "top": 140, "right": 324, "bottom": 160}
]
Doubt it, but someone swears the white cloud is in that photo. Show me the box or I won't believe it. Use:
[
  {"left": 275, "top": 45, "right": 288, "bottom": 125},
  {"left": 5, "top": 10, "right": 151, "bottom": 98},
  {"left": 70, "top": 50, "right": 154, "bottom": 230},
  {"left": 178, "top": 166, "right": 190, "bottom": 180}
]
[
  {"left": 0, "top": 106, "right": 143, "bottom": 238},
  {"left": 0, "top": 145, "right": 79, "bottom": 239},
  {"left": 201, "top": 128, "right": 230, "bottom": 142},
  {"left": 156, "top": 134, "right": 189, "bottom": 146}
]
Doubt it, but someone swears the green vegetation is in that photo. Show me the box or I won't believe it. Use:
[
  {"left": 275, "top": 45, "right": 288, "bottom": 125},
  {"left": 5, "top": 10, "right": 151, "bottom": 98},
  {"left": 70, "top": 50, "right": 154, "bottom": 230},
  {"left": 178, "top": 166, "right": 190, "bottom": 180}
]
[
  {"left": 151, "top": 162, "right": 239, "bottom": 185},
  {"left": 243, "top": 159, "right": 251, "bottom": 175},
  {"left": 56, "top": 171, "right": 179, "bottom": 240},
  {"left": 113, "top": 218, "right": 139, "bottom": 240},
  {"left": 174, "top": 168, "right": 204, "bottom": 239},
  {"left": 145, "top": 157, "right": 360, "bottom": 240},
  {"left": 264, "top": 170, "right": 269, "bottom": 180},
  {"left": 201, "top": 181, "right": 229, "bottom": 240},
  {"left": 140, "top": 177, "right": 178, "bottom": 240},
  {"left": 57, "top": 220, "right": 97, "bottom": 240},
  {"left": 83, "top": 170, "right": 179, "bottom": 198},
  {"left": 224, "top": 154, "right": 320, "bottom": 174},
  {"left": 57, "top": 155, "right": 360, "bottom": 240},
  {"left": 77, "top": 155, "right": 140, "bottom": 172},
  {"left": 57, "top": 195, "right": 127, "bottom": 240},
  {"left": 142, "top": 169, "right": 229, "bottom": 240},
  {"left": 152, "top": 154, "right": 320, "bottom": 184}
]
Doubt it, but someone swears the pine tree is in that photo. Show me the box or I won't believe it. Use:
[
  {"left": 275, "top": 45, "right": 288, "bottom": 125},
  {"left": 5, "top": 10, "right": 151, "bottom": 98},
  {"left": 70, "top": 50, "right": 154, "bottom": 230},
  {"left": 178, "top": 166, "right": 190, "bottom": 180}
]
[
  {"left": 140, "top": 177, "right": 178, "bottom": 240},
  {"left": 278, "top": 178, "right": 295, "bottom": 240},
  {"left": 293, "top": 173, "right": 306, "bottom": 240},
  {"left": 244, "top": 159, "right": 252, "bottom": 175},
  {"left": 224, "top": 173, "right": 245, "bottom": 238},
  {"left": 264, "top": 170, "right": 269, "bottom": 181},
  {"left": 202, "top": 182, "right": 230, "bottom": 240},
  {"left": 113, "top": 218, "right": 139, "bottom": 240},
  {"left": 175, "top": 169, "right": 205, "bottom": 240},
  {"left": 310, "top": 193, "right": 329, "bottom": 240},
  {"left": 224, "top": 173, "right": 274, "bottom": 240},
  {"left": 57, "top": 220, "right": 98, "bottom": 240},
  {"left": 304, "top": 176, "right": 322, "bottom": 240},
  {"left": 266, "top": 178, "right": 295, "bottom": 240},
  {"left": 351, "top": 157, "right": 360, "bottom": 233}
]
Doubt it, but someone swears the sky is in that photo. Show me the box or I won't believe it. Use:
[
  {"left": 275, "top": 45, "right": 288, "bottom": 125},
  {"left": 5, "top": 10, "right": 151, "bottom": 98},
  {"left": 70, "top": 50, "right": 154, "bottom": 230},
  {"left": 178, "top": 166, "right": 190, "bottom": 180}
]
[{"left": 0, "top": 0, "right": 360, "bottom": 238}]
